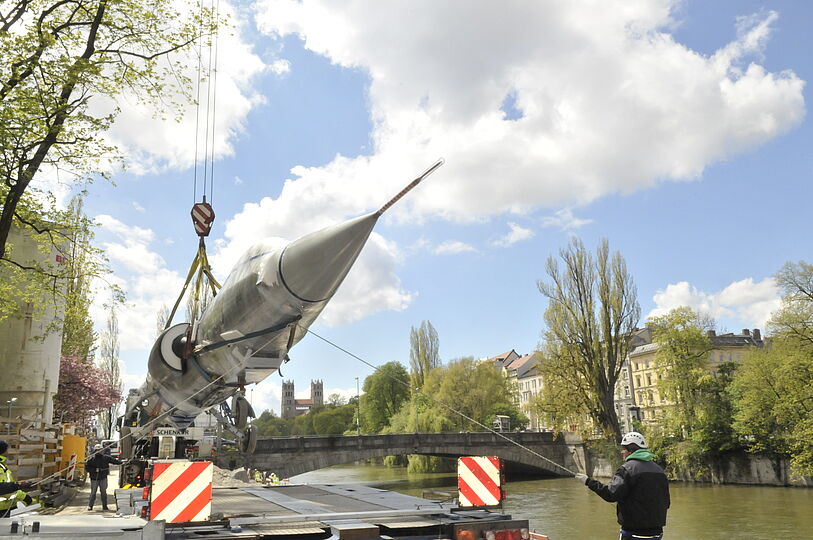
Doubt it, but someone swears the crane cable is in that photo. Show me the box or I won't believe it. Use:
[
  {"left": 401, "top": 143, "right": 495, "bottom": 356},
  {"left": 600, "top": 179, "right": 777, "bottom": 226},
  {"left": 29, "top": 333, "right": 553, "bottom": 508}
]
[{"left": 167, "top": 0, "right": 222, "bottom": 331}]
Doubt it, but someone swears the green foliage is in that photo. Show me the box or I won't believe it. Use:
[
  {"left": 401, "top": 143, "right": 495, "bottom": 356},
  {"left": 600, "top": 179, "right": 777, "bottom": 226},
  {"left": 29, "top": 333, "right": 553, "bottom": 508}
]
[
  {"left": 406, "top": 455, "right": 455, "bottom": 473},
  {"left": 0, "top": 0, "right": 217, "bottom": 309},
  {"left": 252, "top": 410, "right": 291, "bottom": 437},
  {"left": 360, "top": 361, "right": 411, "bottom": 433},
  {"left": 312, "top": 405, "right": 355, "bottom": 435},
  {"left": 537, "top": 237, "right": 640, "bottom": 441},
  {"left": 726, "top": 260, "right": 813, "bottom": 475},
  {"left": 386, "top": 357, "right": 525, "bottom": 437},
  {"left": 662, "top": 439, "right": 710, "bottom": 480},
  {"left": 253, "top": 402, "right": 359, "bottom": 437},
  {"left": 490, "top": 402, "right": 529, "bottom": 433},
  {"left": 731, "top": 340, "right": 813, "bottom": 473},
  {"left": 409, "top": 320, "right": 440, "bottom": 390},
  {"left": 648, "top": 307, "right": 715, "bottom": 438},
  {"left": 60, "top": 197, "right": 101, "bottom": 359}
]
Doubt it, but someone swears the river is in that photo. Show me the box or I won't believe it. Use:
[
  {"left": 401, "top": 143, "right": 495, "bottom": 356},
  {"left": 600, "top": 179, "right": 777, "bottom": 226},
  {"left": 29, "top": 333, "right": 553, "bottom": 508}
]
[{"left": 293, "top": 463, "right": 813, "bottom": 539}]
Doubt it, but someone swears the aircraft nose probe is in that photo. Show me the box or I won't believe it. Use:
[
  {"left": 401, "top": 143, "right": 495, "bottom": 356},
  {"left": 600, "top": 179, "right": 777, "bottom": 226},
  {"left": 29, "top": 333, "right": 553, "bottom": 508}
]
[{"left": 377, "top": 158, "right": 445, "bottom": 216}]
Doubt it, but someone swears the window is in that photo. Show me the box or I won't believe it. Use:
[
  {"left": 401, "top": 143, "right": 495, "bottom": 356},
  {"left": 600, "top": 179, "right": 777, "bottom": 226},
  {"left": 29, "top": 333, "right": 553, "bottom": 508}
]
[
  {"left": 645, "top": 359, "right": 650, "bottom": 369},
  {"left": 624, "top": 387, "right": 630, "bottom": 398},
  {"left": 636, "top": 376, "right": 641, "bottom": 388},
  {"left": 646, "top": 374, "right": 652, "bottom": 386}
]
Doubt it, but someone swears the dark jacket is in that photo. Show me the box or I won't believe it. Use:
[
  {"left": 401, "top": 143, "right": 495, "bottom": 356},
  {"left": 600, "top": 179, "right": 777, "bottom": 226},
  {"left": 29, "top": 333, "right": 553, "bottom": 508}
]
[
  {"left": 586, "top": 452, "right": 670, "bottom": 535},
  {"left": 86, "top": 453, "right": 121, "bottom": 481},
  {"left": 0, "top": 482, "right": 22, "bottom": 496}
]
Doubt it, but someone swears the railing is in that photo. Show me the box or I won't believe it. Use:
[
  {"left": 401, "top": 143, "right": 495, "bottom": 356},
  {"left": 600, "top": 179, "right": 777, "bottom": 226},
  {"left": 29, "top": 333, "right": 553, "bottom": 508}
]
[{"left": 254, "top": 430, "right": 561, "bottom": 453}]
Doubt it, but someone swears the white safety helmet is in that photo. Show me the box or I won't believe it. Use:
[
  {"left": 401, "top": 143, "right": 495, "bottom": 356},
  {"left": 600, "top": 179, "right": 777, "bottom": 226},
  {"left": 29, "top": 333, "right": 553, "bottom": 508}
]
[
  {"left": 93, "top": 443, "right": 103, "bottom": 450},
  {"left": 620, "top": 431, "right": 647, "bottom": 449}
]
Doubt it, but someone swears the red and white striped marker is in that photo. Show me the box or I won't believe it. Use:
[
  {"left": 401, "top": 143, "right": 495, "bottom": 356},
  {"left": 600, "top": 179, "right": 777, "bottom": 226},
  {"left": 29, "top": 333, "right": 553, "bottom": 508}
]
[
  {"left": 191, "top": 202, "right": 215, "bottom": 237},
  {"left": 457, "top": 456, "right": 504, "bottom": 508},
  {"left": 150, "top": 460, "right": 213, "bottom": 523},
  {"left": 65, "top": 454, "right": 76, "bottom": 481}
]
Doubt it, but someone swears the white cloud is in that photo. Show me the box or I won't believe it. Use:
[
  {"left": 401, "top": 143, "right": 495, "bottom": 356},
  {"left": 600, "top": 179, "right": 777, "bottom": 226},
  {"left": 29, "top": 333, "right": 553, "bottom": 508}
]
[
  {"left": 319, "top": 234, "right": 413, "bottom": 325},
  {"left": 492, "top": 222, "right": 534, "bottom": 247},
  {"left": 234, "top": 175, "right": 244, "bottom": 186},
  {"left": 93, "top": 215, "right": 185, "bottom": 351},
  {"left": 132, "top": 201, "right": 145, "bottom": 212},
  {"left": 648, "top": 277, "right": 781, "bottom": 329},
  {"left": 252, "top": 1, "right": 804, "bottom": 223},
  {"left": 434, "top": 240, "right": 478, "bottom": 255},
  {"left": 100, "top": 1, "right": 269, "bottom": 174},
  {"left": 199, "top": 1, "right": 805, "bottom": 326},
  {"left": 542, "top": 209, "right": 592, "bottom": 231},
  {"left": 270, "top": 59, "right": 291, "bottom": 75}
]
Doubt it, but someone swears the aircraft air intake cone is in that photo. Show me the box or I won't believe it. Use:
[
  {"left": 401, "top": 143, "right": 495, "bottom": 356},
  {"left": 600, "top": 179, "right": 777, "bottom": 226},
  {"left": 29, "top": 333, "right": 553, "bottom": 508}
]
[{"left": 279, "top": 213, "right": 379, "bottom": 303}]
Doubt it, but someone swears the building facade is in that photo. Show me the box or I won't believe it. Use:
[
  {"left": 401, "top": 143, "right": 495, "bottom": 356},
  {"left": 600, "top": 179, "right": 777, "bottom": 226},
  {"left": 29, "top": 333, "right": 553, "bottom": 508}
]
[
  {"left": 628, "top": 328, "right": 764, "bottom": 424},
  {"left": 489, "top": 350, "right": 547, "bottom": 431}
]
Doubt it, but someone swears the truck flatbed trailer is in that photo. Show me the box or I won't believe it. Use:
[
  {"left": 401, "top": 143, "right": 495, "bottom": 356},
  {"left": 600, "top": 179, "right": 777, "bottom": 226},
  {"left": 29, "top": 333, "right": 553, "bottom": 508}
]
[{"left": 1, "top": 483, "right": 530, "bottom": 539}]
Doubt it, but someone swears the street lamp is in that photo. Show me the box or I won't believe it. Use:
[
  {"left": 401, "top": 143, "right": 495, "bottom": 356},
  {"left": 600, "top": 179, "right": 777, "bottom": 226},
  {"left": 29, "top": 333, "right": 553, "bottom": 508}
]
[
  {"left": 6, "top": 398, "right": 16, "bottom": 419},
  {"left": 355, "top": 377, "right": 360, "bottom": 436},
  {"left": 6, "top": 398, "right": 17, "bottom": 434}
]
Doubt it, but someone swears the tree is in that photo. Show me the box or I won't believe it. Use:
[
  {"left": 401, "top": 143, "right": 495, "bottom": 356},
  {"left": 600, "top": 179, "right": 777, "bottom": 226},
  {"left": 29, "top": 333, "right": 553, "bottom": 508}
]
[
  {"left": 360, "top": 361, "right": 410, "bottom": 432},
  {"left": 771, "top": 261, "right": 813, "bottom": 349},
  {"left": 537, "top": 237, "right": 640, "bottom": 441},
  {"left": 409, "top": 320, "right": 440, "bottom": 390},
  {"left": 60, "top": 197, "right": 99, "bottom": 359},
  {"left": 327, "top": 393, "right": 346, "bottom": 407},
  {"left": 54, "top": 353, "right": 121, "bottom": 434},
  {"left": 729, "top": 260, "right": 813, "bottom": 474},
  {"left": 648, "top": 307, "right": 715, "bottom": 438},
  {"left": 312, "top": 404, "right": 355, "bottom": 435},
  {"left": 0, "top": 0, "right": 215, "bottom": 261},
  {"left": 97, "top": 303, "right": 122, "bottom": 439},
  {"left": 252, "top": 410, "right": 291, "bottom": 437},
  {"left": 386, "top": 357, "right": 525, "bottom": 434}
]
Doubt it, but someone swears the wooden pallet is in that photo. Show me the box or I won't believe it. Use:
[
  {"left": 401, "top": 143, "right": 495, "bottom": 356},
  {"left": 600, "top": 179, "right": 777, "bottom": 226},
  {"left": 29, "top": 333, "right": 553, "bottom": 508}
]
[{"left": 1, "top": 416, "right": 63, "bottom": 482}]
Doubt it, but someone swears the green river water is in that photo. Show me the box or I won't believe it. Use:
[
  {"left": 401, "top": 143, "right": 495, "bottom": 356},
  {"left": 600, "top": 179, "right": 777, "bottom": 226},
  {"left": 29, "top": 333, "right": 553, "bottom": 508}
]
[{"left": 293, "top": 464, "right": 813, "bottom": 539}]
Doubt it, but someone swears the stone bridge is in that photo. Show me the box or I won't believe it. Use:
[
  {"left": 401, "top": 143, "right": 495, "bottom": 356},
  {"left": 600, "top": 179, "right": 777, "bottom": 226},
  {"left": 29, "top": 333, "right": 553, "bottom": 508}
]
[{"left": 238, "top": 431, "right": 587, "bottom": 479}]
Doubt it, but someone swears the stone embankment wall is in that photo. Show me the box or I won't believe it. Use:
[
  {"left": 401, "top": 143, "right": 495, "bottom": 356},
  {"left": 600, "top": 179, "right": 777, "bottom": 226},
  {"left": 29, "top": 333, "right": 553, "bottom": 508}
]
[{"left": 588, "top": 450, "right": 812, "bottom": 487}]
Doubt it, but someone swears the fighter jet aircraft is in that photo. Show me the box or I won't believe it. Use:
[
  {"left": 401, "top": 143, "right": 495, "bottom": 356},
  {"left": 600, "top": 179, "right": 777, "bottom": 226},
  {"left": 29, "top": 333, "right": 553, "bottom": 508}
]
[{"left": 119, "top": 160, "right": 443, "bottom": 459}]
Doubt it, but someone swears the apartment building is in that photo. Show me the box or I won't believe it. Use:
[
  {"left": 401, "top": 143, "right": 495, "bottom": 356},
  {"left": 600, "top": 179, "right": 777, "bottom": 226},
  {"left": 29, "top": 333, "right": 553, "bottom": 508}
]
[
  {"left": 488, "top": 350, "right": 547, "bottom": 430},
  {"left": 628, "top": 328, "right": 763, "bottom": 423}
]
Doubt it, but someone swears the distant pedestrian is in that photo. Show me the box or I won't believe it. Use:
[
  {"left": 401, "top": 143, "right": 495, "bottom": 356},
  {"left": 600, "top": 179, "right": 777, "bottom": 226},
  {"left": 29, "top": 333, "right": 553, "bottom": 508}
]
[
  {"left": 574, "top": 432, "right": 670, "bottom": 540},
  {"left": 86, "top": 443, "right": 121, "bottom": 511},
  {"left": 0, "top": 440, "right": 33, "bottom": 517}
]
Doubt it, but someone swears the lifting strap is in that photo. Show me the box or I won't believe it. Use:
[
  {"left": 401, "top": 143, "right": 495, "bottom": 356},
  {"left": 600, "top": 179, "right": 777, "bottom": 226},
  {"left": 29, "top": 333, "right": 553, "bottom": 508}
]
[{"left": 164, "top": 201, "right": 221, "bottom": 331}]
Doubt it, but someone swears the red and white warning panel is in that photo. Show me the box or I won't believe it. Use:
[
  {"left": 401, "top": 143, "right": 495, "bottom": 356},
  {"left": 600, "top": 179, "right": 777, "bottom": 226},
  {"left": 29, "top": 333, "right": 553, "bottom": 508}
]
[
  {"left": 457, "top": 456, "right": 505, "bottom": 508},
  {"left": 150, "top": 460, "right": 213, "bottom": 523},
  {"left": 191, "top": 202, "right": 215, "bottom": 237}
]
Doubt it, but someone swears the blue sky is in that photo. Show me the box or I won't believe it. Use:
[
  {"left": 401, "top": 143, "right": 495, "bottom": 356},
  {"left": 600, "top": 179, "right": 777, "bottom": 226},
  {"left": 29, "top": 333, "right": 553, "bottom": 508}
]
[{"left": 74, "top": 0, "right": 810, "bottom": 415}]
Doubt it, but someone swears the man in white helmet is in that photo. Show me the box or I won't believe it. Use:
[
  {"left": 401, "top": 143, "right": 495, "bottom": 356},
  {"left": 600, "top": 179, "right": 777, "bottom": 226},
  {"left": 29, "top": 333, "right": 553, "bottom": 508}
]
[
  {"left": 86, "top": 442, "right": 121, "bottom": 511},
  {"left": 574, "top": 432, "right": 670, "bottom": 540}
]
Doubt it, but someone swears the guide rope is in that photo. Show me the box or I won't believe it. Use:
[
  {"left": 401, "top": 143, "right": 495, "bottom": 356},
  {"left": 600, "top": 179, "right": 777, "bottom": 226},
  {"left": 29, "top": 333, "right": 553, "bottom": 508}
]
[{"left": 300, "top": 326, "right": 578, "bottom": 477}]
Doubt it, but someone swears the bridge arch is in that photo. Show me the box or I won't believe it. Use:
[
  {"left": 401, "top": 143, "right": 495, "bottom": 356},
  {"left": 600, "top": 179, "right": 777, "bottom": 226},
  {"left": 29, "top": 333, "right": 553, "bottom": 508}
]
[{"left": 242, "top": 432, "right": 585, "bottom": 479}]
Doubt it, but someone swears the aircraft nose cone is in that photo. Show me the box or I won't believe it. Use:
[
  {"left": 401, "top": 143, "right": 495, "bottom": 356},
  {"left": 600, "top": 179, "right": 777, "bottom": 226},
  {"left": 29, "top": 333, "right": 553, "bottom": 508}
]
[{"left": 279, "top": 213, "right": 379, "bottom": 303}]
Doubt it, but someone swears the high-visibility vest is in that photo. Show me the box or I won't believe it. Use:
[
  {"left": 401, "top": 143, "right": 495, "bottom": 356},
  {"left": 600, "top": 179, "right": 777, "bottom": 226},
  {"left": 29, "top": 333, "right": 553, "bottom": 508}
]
[{"left": 0, "top": 456, "right": 26, "bottom": 510}]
